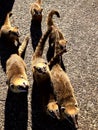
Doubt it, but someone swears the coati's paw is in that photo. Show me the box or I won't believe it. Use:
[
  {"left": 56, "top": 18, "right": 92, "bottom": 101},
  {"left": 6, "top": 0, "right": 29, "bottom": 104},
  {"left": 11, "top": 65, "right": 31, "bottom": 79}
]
[
  {"left": 18, "top": 34, "right": 29, "bottom": 56},
  {"left": 24, "top": 34, "right": 29, "bottom": 42},
  {"left": 47, "top": 101, "right": 60, "bottom": 119}
]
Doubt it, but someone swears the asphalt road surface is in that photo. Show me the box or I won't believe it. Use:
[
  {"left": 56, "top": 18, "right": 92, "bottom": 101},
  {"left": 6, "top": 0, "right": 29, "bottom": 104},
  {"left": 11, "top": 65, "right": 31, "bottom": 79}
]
[{"left": 0, "top": 0, "right": 98, "bottom": 130}]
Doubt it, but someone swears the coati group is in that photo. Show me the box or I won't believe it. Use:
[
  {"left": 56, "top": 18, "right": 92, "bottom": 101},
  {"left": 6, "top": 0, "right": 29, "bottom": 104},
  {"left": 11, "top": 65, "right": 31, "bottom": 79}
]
[{"left": 0, "top": 0, "right": 79, "bottom": 129}]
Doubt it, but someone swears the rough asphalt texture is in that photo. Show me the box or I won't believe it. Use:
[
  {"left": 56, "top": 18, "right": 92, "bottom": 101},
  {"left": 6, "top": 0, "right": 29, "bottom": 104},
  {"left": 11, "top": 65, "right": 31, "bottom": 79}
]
[{"left": 0, "top": 0, "right": 98, "bottom": 130}]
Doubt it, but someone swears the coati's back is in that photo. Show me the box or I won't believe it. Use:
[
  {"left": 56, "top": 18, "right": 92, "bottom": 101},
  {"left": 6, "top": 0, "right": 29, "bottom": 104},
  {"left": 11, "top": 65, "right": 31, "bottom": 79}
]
[
  {"left": 6, "top": 54, "right": 26, "bottom": 78},
  {"left": 6, "top": 35, "right": 30, "bottom": 93},
  {"left": 50, "top": 64, "right": 74, "bottom": 102}
]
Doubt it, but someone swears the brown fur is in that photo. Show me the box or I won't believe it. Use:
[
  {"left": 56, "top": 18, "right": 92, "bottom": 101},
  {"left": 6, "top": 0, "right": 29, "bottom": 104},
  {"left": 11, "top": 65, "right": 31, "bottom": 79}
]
[
  {"left": 18, "top": 34, "right": 29, "bottom": 57},
  {"left": 6, "top": 35, "right": 30, "bottom": 93},
  {"left": 30, "top": 0, "right": 43, "bottom": 22},
  {"left": 47, "top": 10, "right": 67, "bottom": 71},
  {"left": 32, "top": 26, "right": 60, "bottom": 118},
  {"left": 0, "top": 12, "right": 20, "bottom": 45},
  {"left": 49, "top": 37, "right": 79, "bottom": 128}
]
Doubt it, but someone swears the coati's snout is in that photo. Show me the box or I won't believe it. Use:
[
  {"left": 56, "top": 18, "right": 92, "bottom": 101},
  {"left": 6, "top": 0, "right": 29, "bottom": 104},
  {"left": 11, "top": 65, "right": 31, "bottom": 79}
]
[
  {"left": 9, "top": 27, "right": 20, "bottom": 40},
  {"left": 34, "top": 66, "right": 47, "bottom": 74},
  {"left": 9, "top": 77, "right": 30, "bottom": 93},
  {"left": 9, "top": 30, "right": 20, "bottom": 37},
  {"left": 33, "top": 62, "right": 50, "bottom": 75}
]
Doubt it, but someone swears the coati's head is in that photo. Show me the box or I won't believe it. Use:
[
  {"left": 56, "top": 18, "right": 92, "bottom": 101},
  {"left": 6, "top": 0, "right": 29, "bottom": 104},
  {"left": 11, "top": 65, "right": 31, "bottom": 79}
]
[
  {"left": 60, "top": 97, "right": 79, "bottom": 128},
  {"left": 0, "top": 12, "right": 20, "bottom": 42},
  {"left": 8, "top": 26, "right": 20, "bottom": 41},
  {"left": 58, "top": 39, "right": 67, "bottom": 50},
  {"left": 47, "top": 101, "right": 60, "bottom": 120},
  {"left": 8, "top": 75, "right": 30, "bottom": 93},
  {"left": 30, "top": 0, "right": 43, "bottom": 22},
  {"left": 33, "top": 61, "right": 50, "bottom": 81}
]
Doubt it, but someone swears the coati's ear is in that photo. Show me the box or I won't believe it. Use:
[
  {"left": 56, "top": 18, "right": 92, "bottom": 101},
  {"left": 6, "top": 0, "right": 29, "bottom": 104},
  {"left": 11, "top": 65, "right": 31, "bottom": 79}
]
[
  {"left": 41, "top": 8, "right": 43, "bottom": 12},
  {"left": 33, "top": 66, "right": 36, "bottom": 69},
  {"left": 34, "top": 9, "right": 37, "bottom": 14},
  {"left": 75, "top": 103, "right": 78, "bottom": 108},
  {"left": 6, "top": 80, "right": 9, "bottom": 85},
  {"left": 9, "top": 12, "right": 13, "bottom": 17},
  {"left": 34, "top": 8, "right": 43, "bottom": 15}
]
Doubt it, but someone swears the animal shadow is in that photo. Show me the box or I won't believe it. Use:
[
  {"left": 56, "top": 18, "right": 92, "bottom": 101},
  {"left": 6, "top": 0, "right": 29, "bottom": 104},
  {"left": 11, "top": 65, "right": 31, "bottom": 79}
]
[
  {"left": 0, "top": 38, "right": 19, "bottom": 72},
  {"left": 31, "top": 81, "right": 77, "bottom": 130},
  {"left": 30, "top": 19, "right": 42, "bottom": 51},
  {"left": 0, "top": 0, "right": 15, "bottom": 28},
  {"left": 0, "top": 0, "right": 17, "bottom": 72},
  {"left": 4, "top": 89, "right": 28, "bottom": 130}
]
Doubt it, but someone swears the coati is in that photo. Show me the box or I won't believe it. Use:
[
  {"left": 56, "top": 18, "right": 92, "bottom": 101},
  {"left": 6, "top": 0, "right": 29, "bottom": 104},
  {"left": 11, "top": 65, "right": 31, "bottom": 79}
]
[
  {"left": 32, "top": 26, "right": 60, "bottom": 119},
  {"left": 30, "top": 0, "right": 43, "bottom": 51},
  {"left": 49, "top": 35, "right": 79, "bottom": 128},
  {"left": 0, "top": 12, "right": 20, "bottom": 45},
  {"left": 6, "top": 35, "right": 30, "bottom": 93},
  {"left": 47, "top": 10, "right": 67, "bottom": 71},
  {"left": 30, "top": 0, "right": 43, "bottom": 22}
]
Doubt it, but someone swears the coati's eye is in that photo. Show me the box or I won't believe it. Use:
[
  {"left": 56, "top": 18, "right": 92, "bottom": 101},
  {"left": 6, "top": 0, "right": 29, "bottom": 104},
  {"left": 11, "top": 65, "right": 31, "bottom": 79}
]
[
  {"left": 10, "top": 84, "right": 14, "bottom": 89},
  {"left": 34, "top": 66, "right": 37, "bottom": 69},
  {"left": 61, "top": 107, "right": 65, "bottom": 112}
]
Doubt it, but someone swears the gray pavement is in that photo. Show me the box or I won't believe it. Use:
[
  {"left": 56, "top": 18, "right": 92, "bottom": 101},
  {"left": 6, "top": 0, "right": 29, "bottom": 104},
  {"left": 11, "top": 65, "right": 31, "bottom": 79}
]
[{"left": 0, "top": 0, "right": 98, "bottom": 130}]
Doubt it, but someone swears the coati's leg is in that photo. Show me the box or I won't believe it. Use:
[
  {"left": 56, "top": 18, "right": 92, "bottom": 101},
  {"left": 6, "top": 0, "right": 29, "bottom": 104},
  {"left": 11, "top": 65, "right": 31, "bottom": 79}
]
[
  {"left": 3, "top": 12, "right": 12, "bottom": 27},
  {"left": 47, "top": 94, "right": 60, "bottom": 119},
  {"left": 18, "top": 34, "right": 29, "bottom": 58}
]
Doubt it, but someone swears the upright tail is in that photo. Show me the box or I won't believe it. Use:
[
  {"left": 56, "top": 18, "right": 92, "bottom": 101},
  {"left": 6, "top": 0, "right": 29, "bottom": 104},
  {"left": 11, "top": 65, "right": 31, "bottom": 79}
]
[
  {"left": 48, "top": 46, "right": 67, "bottom": 69},
  {"left": 33, "top": 26, "right": 52, "bottom": 59},
  {"left": 47, "top": 10, "right": 60, "bottom": 27},
  {"left": 48, "top": 30, "right": 67, "bottom": 69},
  {"left": 4, "top": 12, "right": 12, "bottom": 27},
  {"left": 18, "top": 35, "right": 29, "bottom": 57},
  {"left": 36, "top": 0, "right": 42, "bottom": 5}
]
